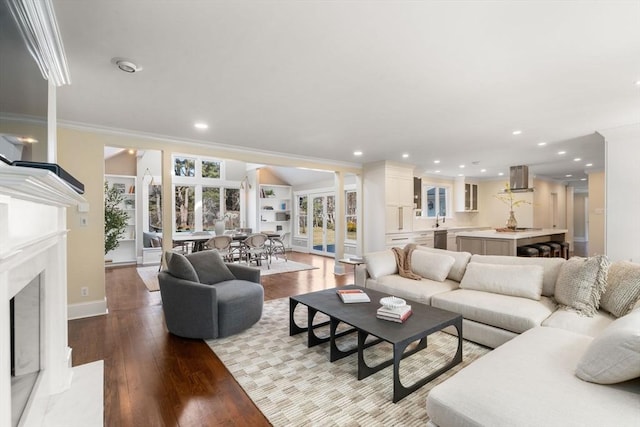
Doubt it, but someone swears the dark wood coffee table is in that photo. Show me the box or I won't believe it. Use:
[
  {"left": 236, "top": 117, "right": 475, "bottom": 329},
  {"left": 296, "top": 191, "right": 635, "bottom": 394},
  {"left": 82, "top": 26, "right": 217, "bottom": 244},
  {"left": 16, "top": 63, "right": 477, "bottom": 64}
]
[{"left": 289, "top": 285, "right": 463, "bottom": 402}]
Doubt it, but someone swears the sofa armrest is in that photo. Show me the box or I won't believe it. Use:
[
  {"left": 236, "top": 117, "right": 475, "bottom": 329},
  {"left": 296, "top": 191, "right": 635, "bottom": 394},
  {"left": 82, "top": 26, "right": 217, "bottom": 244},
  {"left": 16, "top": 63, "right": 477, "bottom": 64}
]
[
  {"left": 355, "top": 264, "right": 370, "bottom": 287},
  {"left": 158, "top": 272, "right": 219, "bottom": 339},
  {"left": 226, "top": 263, "right": 261, "bottom": 284}
]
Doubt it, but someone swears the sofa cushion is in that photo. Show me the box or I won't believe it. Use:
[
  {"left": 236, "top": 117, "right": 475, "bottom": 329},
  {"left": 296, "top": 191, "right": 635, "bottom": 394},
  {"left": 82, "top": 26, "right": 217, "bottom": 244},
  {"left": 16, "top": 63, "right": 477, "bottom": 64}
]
[
  {"left": 542, "top": 308, "right": 615, "bottom": 337},
  {"left": 600, "top": 261, "right": 640, "bottom": 318},
  {"left": 460, "top": 262, "right": 544, "bottom": 300},
  {"left": 366, "top": 275, "right": 459, "bottom": 305},
  {"left": 575, "top": 309, "right": 640, "bottom": 384},
  {"left": 431, "top": 289, "right": 556, "bottom": 334},
  {"left": 416, "top": 246, "right": 471, "bottom": 282},
  {"left": 186, "top": 250, "right": 235, "bottom": 285},
  {"left": 426, "top": 327, "right": 640, "bottom": 427},
  {"left": 364, "top": 250, "right": 398, "bottom": 280},
  {"left": 470, "top": 254, "right": 565, "bottom": 297},
  {"left": 165, "top": 251, "right": 199, "bottom": 282},
  {"left": 555, "top": 255, "right": 609, "bottom": 316},
  {"left": 410, "top": 250, "right": 455, "bottom": 282}
]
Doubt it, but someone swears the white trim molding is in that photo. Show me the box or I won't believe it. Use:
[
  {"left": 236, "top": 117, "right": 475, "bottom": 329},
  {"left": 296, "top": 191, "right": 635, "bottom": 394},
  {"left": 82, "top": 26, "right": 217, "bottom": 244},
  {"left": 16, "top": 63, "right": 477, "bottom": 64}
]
[
  {"left": 6, "top": 0, "right": 71, "bottom": 86},
  {"left": 67, "top": 298, "right": 109, "bottom": 320}
]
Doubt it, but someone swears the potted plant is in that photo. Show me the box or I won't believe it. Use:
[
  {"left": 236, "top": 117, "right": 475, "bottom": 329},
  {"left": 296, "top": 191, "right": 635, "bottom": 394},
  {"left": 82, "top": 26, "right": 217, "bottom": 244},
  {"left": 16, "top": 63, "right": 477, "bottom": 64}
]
[
  {"left": 494, "top": 182, "right": 531, "bottom": 230},
  {"left": 104, "top": 182, "right": 130, "bottom": 256}
]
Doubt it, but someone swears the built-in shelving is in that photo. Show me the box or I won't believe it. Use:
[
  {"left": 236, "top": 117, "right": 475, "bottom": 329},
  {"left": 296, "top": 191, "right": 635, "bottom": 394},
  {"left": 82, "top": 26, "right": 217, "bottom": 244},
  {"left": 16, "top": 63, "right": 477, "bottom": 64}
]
[{"left": 258, "top": 184, "right": 291, "bottom": 244}]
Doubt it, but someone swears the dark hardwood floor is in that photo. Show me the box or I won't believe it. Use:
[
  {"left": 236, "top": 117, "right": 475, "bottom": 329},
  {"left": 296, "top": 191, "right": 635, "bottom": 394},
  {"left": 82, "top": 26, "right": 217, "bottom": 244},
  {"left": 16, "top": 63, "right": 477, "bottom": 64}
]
[{"left": 68, "top": 253, "right": 352, "bottom": 427}]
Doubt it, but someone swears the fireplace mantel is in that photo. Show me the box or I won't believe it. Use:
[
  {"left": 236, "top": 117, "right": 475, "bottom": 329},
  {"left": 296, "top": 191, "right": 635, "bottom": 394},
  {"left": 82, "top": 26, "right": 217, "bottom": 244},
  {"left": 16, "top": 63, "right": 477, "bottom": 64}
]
[{"left": 0, "top": 163, "right": 87, "bottom": 427}]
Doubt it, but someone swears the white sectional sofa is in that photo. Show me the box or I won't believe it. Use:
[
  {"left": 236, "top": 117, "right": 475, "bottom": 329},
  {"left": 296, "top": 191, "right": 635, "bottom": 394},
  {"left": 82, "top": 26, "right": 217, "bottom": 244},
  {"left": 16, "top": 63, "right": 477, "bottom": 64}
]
[{"left": 355, "top": 246, "right": 640, "bottom": 426}]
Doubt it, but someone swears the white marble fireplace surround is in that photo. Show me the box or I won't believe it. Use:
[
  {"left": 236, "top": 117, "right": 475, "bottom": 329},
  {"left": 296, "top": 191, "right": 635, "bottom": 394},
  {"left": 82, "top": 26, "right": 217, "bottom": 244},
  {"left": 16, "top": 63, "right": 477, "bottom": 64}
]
[{"left": 0, "top": 164, "right": 102, "bottom": 426}]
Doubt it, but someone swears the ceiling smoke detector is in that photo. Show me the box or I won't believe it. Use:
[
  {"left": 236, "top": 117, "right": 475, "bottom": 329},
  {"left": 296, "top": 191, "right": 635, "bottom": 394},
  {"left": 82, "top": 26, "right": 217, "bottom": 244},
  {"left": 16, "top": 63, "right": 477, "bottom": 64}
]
[{"left": 111, "top": 57, "right": 142, "bottom": 73}]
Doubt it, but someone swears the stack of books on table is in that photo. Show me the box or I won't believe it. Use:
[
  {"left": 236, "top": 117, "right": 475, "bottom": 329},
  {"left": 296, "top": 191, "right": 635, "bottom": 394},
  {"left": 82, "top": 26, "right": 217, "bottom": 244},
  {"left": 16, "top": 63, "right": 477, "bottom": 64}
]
[
  {"left": 336, "top": 288, "right": 371, "bottom": 303},
  {"left": 376, "top": 305, "right": 413, "bottom": 323}
]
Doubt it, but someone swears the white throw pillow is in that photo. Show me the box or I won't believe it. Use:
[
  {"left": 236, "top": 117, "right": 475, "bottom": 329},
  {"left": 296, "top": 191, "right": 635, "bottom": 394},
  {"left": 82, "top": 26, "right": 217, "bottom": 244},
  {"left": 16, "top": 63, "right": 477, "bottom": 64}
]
[
  {"left": 410, "top": 250, "right": 456, "bottom": 282},
  {"left": 575, "top": 309, "right": 640, "bottom": 384},
  {"left": 460, "top": 262, "right": 544, "bottom": 300},
  {"left": 414, "top": 246, "right": 471, "bottom": 282},
  {"left": 364, "top": 250, "right": 398, "bottom": 280},
  {"left": 555, "top": 255, "right": 609, "bottom": 316}
]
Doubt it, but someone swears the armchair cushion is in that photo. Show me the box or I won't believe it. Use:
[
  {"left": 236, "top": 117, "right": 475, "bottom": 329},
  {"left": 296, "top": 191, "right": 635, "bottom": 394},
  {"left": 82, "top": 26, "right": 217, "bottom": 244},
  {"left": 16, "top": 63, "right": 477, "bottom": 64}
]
[
  {"left": 165, "top": 251, "right": 199, "bottom": 282},
  {"left": 187, "top": 250, "right": 235, "bottom": 285}
]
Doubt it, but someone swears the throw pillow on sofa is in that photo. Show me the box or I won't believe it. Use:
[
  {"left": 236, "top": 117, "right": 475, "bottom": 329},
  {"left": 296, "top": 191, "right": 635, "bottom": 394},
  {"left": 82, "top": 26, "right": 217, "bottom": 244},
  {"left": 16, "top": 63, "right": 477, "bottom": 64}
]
[
  {"left": 415, "top": 246, "right": 471, "bottom": 282},
  {"left": 555, "top": 255, "right": 609, "bottom": 316},
  {"left": 364, "top": 250, "right": 398, "bottom": 280},
  {"left": 410, "top": 250, "right": 456, "bottom": 282},
  {"left": 459, "top": 262, "right": 544, "bottom": 300},
  {"left": 600, "top": 261, "right": 640, "bottom": 318},
  {"left": 575, "top": 308, "right": 640, "bottom": 384}
]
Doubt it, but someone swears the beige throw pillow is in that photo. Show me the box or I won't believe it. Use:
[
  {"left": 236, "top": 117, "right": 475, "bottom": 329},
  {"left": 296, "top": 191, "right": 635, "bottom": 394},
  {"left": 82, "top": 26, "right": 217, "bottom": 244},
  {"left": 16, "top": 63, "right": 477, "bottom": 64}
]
[
  {"left": 600, "top": 261, "right": 640, "bottom": 318},
  {"left": 575, "top": 309, "right": 640, "bottom": 384},
  {"left": 554, "top": 255, "right": 609, "bottom": 316},
  {"left": 459, "top": 262, "right": 544, "bottom": 300},
  {"left": 414, "top": 246, "right": 471, "bottom": 282},
  {"left": 410, "top": 250, "right": 455, "bottom": 282}
]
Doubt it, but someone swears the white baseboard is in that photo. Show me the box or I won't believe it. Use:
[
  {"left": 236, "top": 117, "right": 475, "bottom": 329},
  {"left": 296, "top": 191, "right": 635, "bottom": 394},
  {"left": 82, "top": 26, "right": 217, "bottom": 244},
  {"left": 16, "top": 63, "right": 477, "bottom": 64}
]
[{"left": 68, "top": 298, "right": 108, "bottom": 320}]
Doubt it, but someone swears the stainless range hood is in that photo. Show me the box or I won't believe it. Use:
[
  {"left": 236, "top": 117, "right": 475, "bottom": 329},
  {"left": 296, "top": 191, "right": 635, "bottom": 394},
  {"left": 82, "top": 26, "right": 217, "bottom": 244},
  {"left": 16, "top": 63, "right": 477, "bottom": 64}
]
[{"left": 509, "top": 165, "right": 534, "bottom": 192}]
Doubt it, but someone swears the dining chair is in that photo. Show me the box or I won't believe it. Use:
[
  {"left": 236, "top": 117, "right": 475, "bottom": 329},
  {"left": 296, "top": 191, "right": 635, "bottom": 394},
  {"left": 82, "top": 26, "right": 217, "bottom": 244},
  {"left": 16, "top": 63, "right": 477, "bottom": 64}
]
[
  {"left": 204, "top": 235, "right": 233, "bottom": 262},
  {"left": 190, "top": 231, "right": 212, "bottom": 253},
  {"left": 242, "top": 233, "right": 269, "bottom": 268},
  {"left": 265, "top": 231, "right": 290, "bottom": 262}
]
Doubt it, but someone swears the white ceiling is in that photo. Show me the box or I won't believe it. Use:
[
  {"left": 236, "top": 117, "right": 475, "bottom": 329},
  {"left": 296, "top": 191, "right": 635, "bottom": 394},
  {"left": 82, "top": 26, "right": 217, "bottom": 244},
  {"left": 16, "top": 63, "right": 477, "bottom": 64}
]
[{"left": 4, "top": 1, "right": 640, "bottom": 186}]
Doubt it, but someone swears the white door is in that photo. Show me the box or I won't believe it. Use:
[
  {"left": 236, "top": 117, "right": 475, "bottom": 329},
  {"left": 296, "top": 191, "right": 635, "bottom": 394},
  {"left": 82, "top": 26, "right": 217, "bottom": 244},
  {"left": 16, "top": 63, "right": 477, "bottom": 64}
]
[{"left": 310, "top": 193, "right": 335, "bottom": 255}]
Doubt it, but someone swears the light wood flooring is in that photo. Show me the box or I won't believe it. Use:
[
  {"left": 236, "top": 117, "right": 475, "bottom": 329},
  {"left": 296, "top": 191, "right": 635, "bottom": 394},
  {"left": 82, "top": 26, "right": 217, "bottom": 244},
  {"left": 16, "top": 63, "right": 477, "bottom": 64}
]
[{"left": 68, "top": 252, "right": 351, "bottom": 427}]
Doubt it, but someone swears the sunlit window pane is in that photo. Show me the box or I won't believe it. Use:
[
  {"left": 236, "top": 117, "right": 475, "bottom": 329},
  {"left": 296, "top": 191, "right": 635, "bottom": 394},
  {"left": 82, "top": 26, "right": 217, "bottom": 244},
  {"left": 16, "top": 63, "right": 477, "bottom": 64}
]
[
  {"left": 175, "top": 185, "right": 195, "bottom": 231},
  {"left": 174, "top": 157, "right": 195, "bottom": 177},
  {"left": 202, "top": 160, "right": 221, "bottom": 178},
  {"left": 202, "top": 187, "right": 220, "bottom": 231}
]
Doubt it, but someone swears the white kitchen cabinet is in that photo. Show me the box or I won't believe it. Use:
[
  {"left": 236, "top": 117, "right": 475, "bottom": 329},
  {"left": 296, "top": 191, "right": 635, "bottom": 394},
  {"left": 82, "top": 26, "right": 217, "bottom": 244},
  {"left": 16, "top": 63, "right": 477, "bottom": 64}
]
[{"left": 455, "top": 177, "right": 478, "bottom": 212}]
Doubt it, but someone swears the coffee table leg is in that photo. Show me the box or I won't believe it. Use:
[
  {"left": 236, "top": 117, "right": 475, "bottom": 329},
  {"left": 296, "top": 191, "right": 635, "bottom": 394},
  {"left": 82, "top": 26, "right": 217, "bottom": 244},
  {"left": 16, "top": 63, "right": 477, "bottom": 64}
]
[
  {"left": 289, "top": 299, "right": 305, "bottom": 336},
  {"left": 392, "top": 320, "right": 463, "bottom": 403}
]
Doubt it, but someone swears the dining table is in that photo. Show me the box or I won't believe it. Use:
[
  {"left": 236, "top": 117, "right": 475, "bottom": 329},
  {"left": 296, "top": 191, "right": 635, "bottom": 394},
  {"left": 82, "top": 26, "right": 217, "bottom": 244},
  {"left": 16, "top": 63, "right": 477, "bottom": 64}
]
[{"left": 172, "top": 232, "right": 281, "bottom": 254}]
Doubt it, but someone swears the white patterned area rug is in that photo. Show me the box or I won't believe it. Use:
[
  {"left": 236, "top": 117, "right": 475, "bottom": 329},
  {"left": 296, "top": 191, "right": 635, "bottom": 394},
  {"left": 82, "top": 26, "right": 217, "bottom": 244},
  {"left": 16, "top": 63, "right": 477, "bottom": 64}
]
[
  {"left": 206, "top": 297, "right": 490, "bottom": 426},
  {"left": 137, "top": 259, "right": 317, "bottom": 292}
]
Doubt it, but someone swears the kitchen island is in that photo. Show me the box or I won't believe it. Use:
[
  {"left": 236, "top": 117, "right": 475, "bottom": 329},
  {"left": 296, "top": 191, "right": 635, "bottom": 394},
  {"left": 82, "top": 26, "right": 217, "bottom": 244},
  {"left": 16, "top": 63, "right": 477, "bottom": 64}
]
[{"left": 456, "top": 228, "right": 567, "bottom": 256}]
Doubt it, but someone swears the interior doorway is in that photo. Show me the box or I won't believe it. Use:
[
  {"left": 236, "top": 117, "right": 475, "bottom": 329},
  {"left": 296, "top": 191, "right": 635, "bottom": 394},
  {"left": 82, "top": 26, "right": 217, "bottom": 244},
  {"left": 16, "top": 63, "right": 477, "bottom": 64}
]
[{"left": 311, "top": 193, "right": 335, "bottom": 255}]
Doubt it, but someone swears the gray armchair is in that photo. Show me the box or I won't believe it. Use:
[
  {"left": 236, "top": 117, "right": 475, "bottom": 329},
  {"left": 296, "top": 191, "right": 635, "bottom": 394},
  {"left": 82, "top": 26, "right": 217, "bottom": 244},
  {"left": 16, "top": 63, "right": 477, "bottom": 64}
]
[{"left": 158, "top": 250, "right": 263, "bottom": 339}]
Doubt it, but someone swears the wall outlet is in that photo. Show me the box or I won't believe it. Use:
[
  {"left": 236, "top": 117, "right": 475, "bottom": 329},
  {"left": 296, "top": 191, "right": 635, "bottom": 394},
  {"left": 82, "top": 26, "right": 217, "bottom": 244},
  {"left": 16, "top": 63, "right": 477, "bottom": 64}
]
[
  {"left": 80, "top": 216, "right": 88, "bottom": 227},
  {"left": 81, "top": 287, "right": 89, "bottom": 297}
]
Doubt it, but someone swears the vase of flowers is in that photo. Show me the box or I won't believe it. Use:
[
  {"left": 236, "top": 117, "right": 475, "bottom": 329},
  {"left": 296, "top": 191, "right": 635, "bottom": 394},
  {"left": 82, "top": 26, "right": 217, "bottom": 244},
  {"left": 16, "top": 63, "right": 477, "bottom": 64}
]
[{"left": 494, "top": 183, "right": 531, "bottom": 230}]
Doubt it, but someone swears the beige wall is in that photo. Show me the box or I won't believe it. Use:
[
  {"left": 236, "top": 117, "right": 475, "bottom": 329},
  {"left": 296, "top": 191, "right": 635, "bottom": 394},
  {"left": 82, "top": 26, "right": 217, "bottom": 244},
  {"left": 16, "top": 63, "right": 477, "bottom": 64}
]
[
  {"left": 587, "top": 171, "right": 605, "bottom": 256},
  {"left": 477, "top": 179, "right": 534, "bottom": 228},
  {"left": 57, "top": 125, "right": 360, "bottom": 310},
  {"left": 105, "top": 149, "right": 137, "bottom": 175}
]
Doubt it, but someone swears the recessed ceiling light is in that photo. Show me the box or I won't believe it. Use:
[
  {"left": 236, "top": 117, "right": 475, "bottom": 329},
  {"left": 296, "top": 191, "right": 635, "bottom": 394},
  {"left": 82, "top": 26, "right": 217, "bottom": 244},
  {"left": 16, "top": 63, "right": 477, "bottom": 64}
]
[
  {"left": 111, "top": 57, "right": 142, "bottom": 73},
  {"left": 402, "top": 153, "right": 409, "bottom": 159},
  {"left": 459, "top": 164, "right": 465, "bottom": 168},
  {"left": 573, "top": 158, "right": 581, "bottom": 162},
  {"left": 512, "top": 130, "right": 522, "bottom": 135},
  {"left": 434, "top": 170, "right": 441, "bottom": 173},
  {"left": 635, "top": 80, "right": 640, "bottom": 86},
  {"left": 128, "top": 149, "right": 134, "bottom": 154},
  {"left": 585, "top": 163, "right": 593, "bottom": 167},
  {"left": 457, "top": 174, "right": 464, "bottom": 177},
  {"left": 498, "top": 172, "right": 504, "bottom": 176},
  {"left": 580, "top": 178, "right": 587, "bottom": 181},
  {"left": 558, "top": 151, "right": 566, "bottom": 155},
  {"left": 480, "top": 169, "right": 487, "bottom": 173},
  {"left": 566, "top": 174, "right": 572, "bottom": 177},
  {"left": 434, "top": 160, "right": 440, "bottom": 164},
  {"left": 353, "top": 150, "right": 363, "bottom": 156},
  {"left": 537, "top": 142, "right": 547, "bottom": 146},
  {"left": 194, "top": 122, "right": 209, "bottom": 130}
]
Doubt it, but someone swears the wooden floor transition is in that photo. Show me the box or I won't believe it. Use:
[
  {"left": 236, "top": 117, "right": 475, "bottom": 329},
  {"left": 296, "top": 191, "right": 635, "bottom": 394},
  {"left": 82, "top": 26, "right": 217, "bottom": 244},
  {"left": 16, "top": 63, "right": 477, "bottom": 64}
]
[{"left": 68, "top": 252, "right": 352, "bottom": 427}]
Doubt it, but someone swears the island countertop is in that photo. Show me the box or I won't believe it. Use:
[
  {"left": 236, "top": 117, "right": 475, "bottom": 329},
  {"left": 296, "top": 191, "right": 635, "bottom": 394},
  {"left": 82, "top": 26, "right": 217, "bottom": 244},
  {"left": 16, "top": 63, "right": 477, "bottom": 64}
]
[
  {"left": 455, "top": 228, "right": 568, "bottom": 256},
  {"left": 456, "top": 228, "right": 568, "bottom": 240}
]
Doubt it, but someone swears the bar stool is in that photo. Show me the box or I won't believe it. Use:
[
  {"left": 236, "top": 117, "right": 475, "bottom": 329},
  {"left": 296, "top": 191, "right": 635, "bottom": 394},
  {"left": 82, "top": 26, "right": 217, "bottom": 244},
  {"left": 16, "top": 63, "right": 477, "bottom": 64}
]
[
  {"left": 546, "top": 242, "right": 562, "bottom": 258},
  {"left": 529, "top": 243, "right": 551, "bottom": 257},
  {"left": 517, "top": 246, "right": 539, "bottom": 257},
  {"left": 559, "top": 242, "right": 570, "bottom": 259}
]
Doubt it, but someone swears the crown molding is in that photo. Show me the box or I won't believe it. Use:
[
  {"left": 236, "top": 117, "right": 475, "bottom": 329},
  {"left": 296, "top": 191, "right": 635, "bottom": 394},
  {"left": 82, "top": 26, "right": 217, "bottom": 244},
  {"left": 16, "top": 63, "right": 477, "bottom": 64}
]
[
  {"left": 6, "top": 0, "right": 70, "bottom": 86},
  {"left": 57, "top": 119, "right": 363, "bottom": 172}
]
